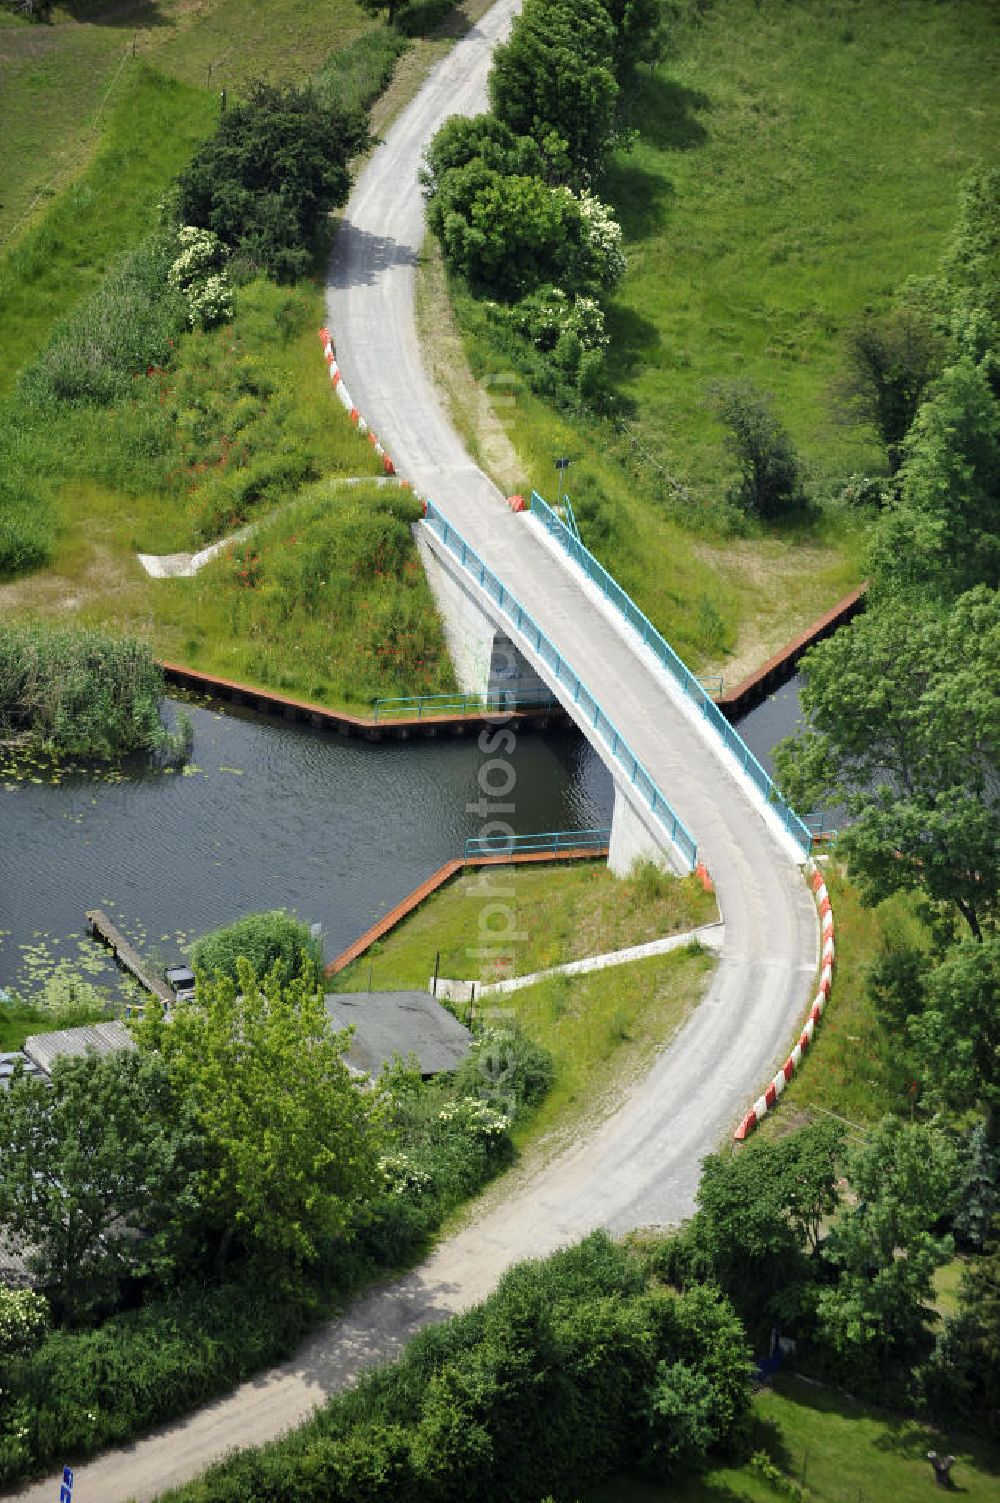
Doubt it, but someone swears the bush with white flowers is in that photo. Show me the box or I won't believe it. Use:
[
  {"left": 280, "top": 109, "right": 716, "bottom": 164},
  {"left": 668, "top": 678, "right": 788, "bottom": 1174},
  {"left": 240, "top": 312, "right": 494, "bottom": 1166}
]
[
  {"left": 377, "top": 1152, "right": 434, "bottom": 1198},
  {"left": 566, "top": 187, "right": 627, "bottom": 291},
  {"left": 168, "top": 227, "right": 234, "bottom": 329},
  {"left": 437, "top": 1096, "right": 512, "bottom": 1141}
]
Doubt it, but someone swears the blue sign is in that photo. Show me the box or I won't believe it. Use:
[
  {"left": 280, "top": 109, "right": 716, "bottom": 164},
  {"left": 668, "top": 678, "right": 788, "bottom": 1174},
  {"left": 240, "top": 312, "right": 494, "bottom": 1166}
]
[{"left": 60, "top": 1465, "right": 73, "bottom": 1502}]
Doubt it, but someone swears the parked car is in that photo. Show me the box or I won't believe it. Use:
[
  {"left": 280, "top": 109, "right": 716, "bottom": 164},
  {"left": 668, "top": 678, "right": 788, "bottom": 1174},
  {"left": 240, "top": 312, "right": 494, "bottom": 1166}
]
[{"left": 164, "top": 965, "right": 196, "bottom": 1003}]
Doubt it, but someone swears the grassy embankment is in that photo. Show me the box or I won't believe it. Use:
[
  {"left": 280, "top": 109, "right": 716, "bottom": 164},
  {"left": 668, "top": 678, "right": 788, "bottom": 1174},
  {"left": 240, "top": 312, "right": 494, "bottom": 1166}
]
[
  {"left": 333, "top": 861, "right": 718, "bottom": 1149},
  {"left": 0, "top": 0, "right": 375, "bottom": 253},
  {"left": 590, "top": 1372, "right": 1000, "bottom": 1503},
  {"left": 425, "top": 0, "right": 999, "bottom": 683},
  {"left": 0, "top": 2, "right": 466, "bottom": 709}
]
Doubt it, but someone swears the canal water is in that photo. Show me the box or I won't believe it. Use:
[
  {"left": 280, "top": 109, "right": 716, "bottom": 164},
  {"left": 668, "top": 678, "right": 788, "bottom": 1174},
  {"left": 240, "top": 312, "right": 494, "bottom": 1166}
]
[{"left": 0, "top": 680, "right": 805, "bottom": 996}]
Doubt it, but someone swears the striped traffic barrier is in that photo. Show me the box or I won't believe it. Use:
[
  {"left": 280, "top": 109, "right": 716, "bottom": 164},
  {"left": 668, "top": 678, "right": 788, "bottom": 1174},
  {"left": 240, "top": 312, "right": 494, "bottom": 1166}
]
[{"left": 733, "top": 858, "right": 835, "bottom": 1141}]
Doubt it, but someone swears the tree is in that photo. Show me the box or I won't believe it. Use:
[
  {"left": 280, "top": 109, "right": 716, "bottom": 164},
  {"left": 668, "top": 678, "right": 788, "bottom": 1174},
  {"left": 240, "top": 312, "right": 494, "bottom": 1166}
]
[
  {"left": 0, "top": 1052, "right": 200, "bottom": 1320},
  {"left": 839, "top": 308, "right": 942, "bottom": 473},
  {"left": 489, "top": 0, "right": 620, "bottom": 182},
  {"left": 671, "top": 1123, "right": 843, "bottom": 1335},
  {"left": 190, "top": 909, "right": 322, "bottom": 988},
  {"left": 136, "top": 960, "right": 384, "bottom": 1276},
  {"left": 775, "top": 587, "right": 999, "bottom": 941},
  {"left": 714, "top": 383, "right": 805, "bottom": 518},
  {"left": 358, "top": 0, "right": 405, "bottom": 21},
  {"left": 908, "top": 938, "right": 1000, "bottom": 1133},
  {"left": 426, "top": 163, "right": 594, "bottom": 298},
  {"left": 871, "top": 358, "right": 1000, "bottom": 597},
  {"left": 817, "top": 1117, "right": 959, "bottom": 1387},
  {"left": 599, "top": 0, "right": 664, "bottom": 78},
  {"left": 174, "top": 82, "right": 368, "bottom": 282}
]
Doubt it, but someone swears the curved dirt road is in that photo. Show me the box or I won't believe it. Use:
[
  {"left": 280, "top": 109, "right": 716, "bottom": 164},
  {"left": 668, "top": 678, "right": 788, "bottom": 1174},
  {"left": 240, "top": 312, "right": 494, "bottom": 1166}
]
[{"left": 10, "top": 7, "right": 817, "bottom": 1500}]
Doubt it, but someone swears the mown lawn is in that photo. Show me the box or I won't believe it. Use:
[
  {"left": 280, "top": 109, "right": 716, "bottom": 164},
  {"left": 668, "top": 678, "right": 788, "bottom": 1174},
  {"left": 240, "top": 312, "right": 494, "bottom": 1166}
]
[
  {"left": 588, "top": 1374, "right": 1000, "bottom": 1503},
  {"left": 333, "top": 860, "right": 718, "bottom": 988}
]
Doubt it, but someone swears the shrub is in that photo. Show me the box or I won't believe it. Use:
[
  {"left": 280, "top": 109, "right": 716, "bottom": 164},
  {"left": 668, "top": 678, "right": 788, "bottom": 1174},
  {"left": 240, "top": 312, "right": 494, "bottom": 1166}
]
[
  {"left": 394, "top": 0, "right": 454, "bottom": 35},
  {"left": 156, "top": 1233, "right": 754, "bottom": 1503},
  {"left": 174, "top": 82, "right": 369, "bottom": 282},
  {"left": 168, "top": 227, "right": 234, "bottom": 330},
  {"left": 190, "top": 910, "right": 322, "bottom": 987},
  {"left": 0, "top": 1282, "right": 315, "bottom": 1484},
  {"left": 715, "top": 383, "right": 806, "bottom": 519}
]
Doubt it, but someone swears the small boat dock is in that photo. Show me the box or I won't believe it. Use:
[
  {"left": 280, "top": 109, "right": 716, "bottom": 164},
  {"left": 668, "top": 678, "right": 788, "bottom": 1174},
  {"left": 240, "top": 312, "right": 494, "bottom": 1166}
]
[{"left": 85, "top": 909, "right": 174, "bottom": 1006}]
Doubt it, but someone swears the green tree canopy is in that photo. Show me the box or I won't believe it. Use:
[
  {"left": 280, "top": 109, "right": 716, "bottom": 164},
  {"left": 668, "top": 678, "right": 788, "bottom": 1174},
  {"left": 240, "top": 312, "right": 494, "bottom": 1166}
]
[
  {"left": 669, "top": 1123, "right": 843, "bottom": 1335},
  {"left": 136, "top": 960, "right": 384, "bottom": 1276},
  {"left": 775, "top": 587, "right": 999, "bottom": 940},
  {"left": 0, "top": 1051, "right": 200, "bottom": 1320},
  {"left": 489, "top": 0, "right": 619, "bottom": 181},
  {"left": 818, "top": 1117, "right": 959, "bottom": 1386},
  {"left": 189, "top": 908, "right": 322, "bottom": 988},
  {"left": 872, "top": 358, "right": 1000, "bottom": 597},
  {"left": 174, "top": 82, "right": 368, "bottom": 282},
  {"left": 908, "top": 937, "right": 1000, "bottom": 1132}
]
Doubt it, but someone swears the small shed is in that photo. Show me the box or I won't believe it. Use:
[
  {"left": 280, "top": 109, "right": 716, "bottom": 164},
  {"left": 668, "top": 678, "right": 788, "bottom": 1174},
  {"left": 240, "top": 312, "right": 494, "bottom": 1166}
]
[
  {"left": 23, "top": 1020, "right": 136, "bottom": 1078},
  {"left": 325, "top": 991, "right": 473, "bottom": 1079}
]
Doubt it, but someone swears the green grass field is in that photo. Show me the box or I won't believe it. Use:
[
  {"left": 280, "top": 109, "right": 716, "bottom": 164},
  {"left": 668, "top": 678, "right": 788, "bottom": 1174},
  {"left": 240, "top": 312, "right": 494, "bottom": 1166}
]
[
  {"left": 753, "top": 863, "right": 931, "bottom": 1135},
  {"left": 588, "top": 1373, "right": 1000, "bottom": 1503},
  {"left": 604, "top": 0, "right": 999, "bottom": 499}
]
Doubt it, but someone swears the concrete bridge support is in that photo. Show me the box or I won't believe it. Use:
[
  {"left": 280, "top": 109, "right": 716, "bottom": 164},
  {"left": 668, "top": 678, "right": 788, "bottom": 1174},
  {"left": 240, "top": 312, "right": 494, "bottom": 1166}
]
[
  {"left": 608, "top": 786, "right": 683, "bottom": 877},
  {"left": 416, "top": 528, "right": 548, "bottom": 701}
]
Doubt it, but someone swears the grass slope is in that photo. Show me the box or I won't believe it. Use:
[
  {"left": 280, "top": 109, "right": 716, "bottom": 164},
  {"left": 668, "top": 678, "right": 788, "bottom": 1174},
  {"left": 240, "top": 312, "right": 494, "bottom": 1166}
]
[
  {"left": 0, "top": 66, "right": 217, "bottom": 393},
  {"left": 590, "top": 1373, "right": 1000, "bottom": 1503},
  {"left": 334, "top": 861, "right": 719, "bottom": 1148},
  {"left": 430, "top": 0, "right": 998, "bottom": 683},
  {"left": 606, "top": 0, "right": 1000, "bottom": 497},
  {"left": 756, "top": 863, "right": 931, "bottom": 1134},
  {"left": 0, "top": 277, "right": 455, "bottom": 710}
]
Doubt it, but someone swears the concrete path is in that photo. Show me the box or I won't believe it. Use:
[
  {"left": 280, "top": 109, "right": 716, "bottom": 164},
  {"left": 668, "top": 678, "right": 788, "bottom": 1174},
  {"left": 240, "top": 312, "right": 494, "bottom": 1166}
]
[
  {"left": 434, "top": 919, "right": 726, "bottom": 1000},
  {"left": 8, "top": 7, "right": 817, "bottom": 1499}
]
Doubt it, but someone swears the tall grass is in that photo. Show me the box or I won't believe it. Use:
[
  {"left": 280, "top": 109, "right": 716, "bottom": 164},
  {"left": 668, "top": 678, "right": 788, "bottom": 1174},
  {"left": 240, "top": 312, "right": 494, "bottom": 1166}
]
[
  {"left": 0, "top": 622, "right": 168, "bottom": 761},
  {"left": 0, "top": 66, "right": 217, "bottom": 392},
  {"left": 314, "top": 27, "right": 410, "bottom": 116}
]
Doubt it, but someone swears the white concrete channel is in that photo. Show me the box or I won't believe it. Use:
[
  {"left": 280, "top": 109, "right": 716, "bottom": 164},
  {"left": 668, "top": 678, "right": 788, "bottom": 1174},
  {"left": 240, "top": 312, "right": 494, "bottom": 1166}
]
[{"left": 9, "top": 6, "right": 819, "bottom": 1499}]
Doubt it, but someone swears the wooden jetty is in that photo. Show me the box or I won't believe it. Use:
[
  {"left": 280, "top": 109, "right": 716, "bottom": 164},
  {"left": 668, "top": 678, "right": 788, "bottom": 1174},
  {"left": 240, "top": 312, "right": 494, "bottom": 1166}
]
[{"left": 86, "top": 909, "right": 174, "bottom": 1006}]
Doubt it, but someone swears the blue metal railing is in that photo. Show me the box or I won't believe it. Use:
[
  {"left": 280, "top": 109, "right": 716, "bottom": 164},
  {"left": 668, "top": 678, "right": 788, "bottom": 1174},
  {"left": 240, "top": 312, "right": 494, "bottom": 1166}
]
[
  {"left": 421, "top": 500, "right": 698, "bottom": 870},
  {"left": 529, "top": 490, "right": 813, "bottom": 858},
  {"left": 465, "top": 827, "right": 611, "bottom": 860},
  {"left": 373, "top": 686, "right": 558, "bottom": 722},
  {"left": 560, "top": 494, "right": 582, "bottom": 543}
]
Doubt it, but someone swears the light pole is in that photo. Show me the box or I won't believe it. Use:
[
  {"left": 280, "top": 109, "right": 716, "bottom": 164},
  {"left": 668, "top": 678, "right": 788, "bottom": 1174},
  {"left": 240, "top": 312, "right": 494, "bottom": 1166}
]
[{"left": 554, "top": 456, "right": 571, "bottom": 506}]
